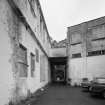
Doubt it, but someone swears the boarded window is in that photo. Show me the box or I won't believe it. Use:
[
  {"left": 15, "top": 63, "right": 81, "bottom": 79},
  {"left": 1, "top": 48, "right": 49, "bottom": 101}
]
[
  {"left": 30, "top": 53, "right": 35, "bottom": 77},
  {"left": 40, "top": 55, "right": 45, "bottom": 82},
  {"left": 92, "top": 25, "right": 105, "bottom": 39},
  {"left": 71, "top": 33, "right": 82, "bottom": 44},
  {"left": 91, "top": 39, "right": 105, "bottom": 49},
  {"left": 71, "top": 44, "right": 82, "bottom": 54},
  {"left": 40, "top": 16, "right": 43, "bottom": 33},
  {"left": 35, "top": 48, "right": 39, "bottom": 62},
  {"left": 72, "top": 53, "right": 81, "bottom": 58},
  {"left": 18, "top": 44, "right": 28, "bottom": 77}
]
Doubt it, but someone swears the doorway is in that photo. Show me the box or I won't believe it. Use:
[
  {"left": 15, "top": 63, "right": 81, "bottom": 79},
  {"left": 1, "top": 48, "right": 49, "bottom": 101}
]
[{"left": 50, "top": 57, "right": 67, "bottom": 84}]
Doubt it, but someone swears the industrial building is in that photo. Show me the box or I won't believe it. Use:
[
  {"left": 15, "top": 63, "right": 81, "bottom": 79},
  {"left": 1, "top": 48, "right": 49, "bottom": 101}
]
[
  {"left": 67, "top": 17, "right": 105, "bottom": 86},
  {"left": 0, "top": 0, "right": 105, "bottom": 105}
]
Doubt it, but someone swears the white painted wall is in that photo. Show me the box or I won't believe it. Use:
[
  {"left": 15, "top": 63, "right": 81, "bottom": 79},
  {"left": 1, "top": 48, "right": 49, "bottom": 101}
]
[
  {"left": 87, "top": 55, "right": 105, "bottom": 78},
  {"left": 50, "top": 47, "right": 66, "bottom": 57},
  {"left": 68, "top": 55, "right": 105, "bottom": 86},
  {"left": 68, "top": 58, "right": 86, "bottom": 85},
  {"left": 0, "top": 0, "right": 14, "bottom": 105},
  {"left": 0, "top": 33, "right": 13, "bottom": 105}
]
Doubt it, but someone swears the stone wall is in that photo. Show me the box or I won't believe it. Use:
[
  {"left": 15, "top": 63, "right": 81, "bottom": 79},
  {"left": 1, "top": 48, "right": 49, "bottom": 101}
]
[{"left": 0, "top": 0, "right": 51, "bottom": 104}]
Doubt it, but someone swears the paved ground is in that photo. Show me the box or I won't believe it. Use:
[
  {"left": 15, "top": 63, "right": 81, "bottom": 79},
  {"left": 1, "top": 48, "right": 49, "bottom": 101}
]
[{"left": 31, "top": 84, "right": 105, "bottom": 105}]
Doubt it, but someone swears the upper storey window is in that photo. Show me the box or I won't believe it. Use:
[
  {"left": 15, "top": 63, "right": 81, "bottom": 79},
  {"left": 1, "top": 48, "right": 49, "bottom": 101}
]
[
  {"left": 71, "top": 32, "right": 82, "bottom": 44},
  {"left": 40, "top": 15, "right": 43, "bottom": 32},
  {"left": 28, "top": 0, "right": 37, "bottom": 18},
  {"left": 92, "top": 25, "right": 105, "bottom": 40},
  {"left": 91, "top": 38, "right": 105, "bottom": 50},
  {"left": 43, "top": 26, "right": 46, "bottom": 43}
]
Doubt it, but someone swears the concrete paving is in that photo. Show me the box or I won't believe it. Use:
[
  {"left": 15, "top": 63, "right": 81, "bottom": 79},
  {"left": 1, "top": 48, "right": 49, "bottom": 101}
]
[{"left": 30, "top": 84, "right": 105, "bottom": 105}]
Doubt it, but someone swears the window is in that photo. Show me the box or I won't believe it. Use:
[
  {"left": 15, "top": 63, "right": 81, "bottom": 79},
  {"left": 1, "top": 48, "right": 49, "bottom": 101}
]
[
  {"left": 40, "top": 55, "right": 45, "bottom": 82},
  {"left": 87, "top": 50, "right": 105, "bottom": 56},
  {"left": 43, "top": 27, "right": 46, "bottom": 43},
  {"left": 40, "top": 15, "right": 43, "bottom": 33},
  {"left": 102, "top": 50, "right": 105, "bottom": 55},
  {"left": 72, "top": 53, "right": 81, "bottom": 58},
  {"left": 18, "top": 44, "right": 28, "bottom": 77},
  {"left": 28, "top": 0, "right": 36, "bottom": 18},
  {"left": 88, "top": 50, "right": 101, "bottom": 56},
  {"left": 71, "top": 32, "right": 82, "bottom": 44},
  {"left": 30, "top": 53, "right": 35, "bottom": 77},
  {"left": 35, "top": 48, "right": 39, "bottom": 62}
]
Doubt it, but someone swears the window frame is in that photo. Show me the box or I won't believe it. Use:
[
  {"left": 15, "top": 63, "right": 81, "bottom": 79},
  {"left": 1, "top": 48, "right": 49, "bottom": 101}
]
[
  {"left": 72, "top": 53, "right": 81, "bottom": 58},
  {"left": 30, "top": 52, "right": 35, "bottom": 77},
  {"left": 18, "top": 44, "right": 28, "bottom": 77}
]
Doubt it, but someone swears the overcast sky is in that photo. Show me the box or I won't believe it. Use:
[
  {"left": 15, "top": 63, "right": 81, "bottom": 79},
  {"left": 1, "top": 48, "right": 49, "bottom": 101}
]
[{"left": 39, "top": 0, "right": 105, "bottom": 41}]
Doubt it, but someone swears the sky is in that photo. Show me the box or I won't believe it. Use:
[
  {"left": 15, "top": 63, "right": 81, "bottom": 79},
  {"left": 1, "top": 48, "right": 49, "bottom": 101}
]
[{"left": 39, "top": 0, "right": 105, "bottom": 41}]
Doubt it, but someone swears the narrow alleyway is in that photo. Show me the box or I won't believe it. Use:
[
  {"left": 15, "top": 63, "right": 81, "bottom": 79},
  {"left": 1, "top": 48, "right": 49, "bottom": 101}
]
[{"left": 30, "top": 84, "right": 105, "bottom": 105}]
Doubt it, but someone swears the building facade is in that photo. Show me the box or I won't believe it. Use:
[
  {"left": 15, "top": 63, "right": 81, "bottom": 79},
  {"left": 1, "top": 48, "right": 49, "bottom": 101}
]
[
  {"left": 1, "top": 0, "right": 105, "bottom": 104},
  {"left": 67, "top": 17, "right": 105, "bottom": 86},
  {"left": 0, "top": 0, "right": 51, "bottom": 104}
]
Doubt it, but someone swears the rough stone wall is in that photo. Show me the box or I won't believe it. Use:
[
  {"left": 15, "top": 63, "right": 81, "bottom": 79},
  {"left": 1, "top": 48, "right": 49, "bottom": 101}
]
[
  {"left": 7, "top": 2, "right": 25, "bottom": 104},
  {"left": 0, "top": 0, "right": 51, "bottom": 105},
  {"left": 0, "top": 0, "right": 23, "bottom": 104}
]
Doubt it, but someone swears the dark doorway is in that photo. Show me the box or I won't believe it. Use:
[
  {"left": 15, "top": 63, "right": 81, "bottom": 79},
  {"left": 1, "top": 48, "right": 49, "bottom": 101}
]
[{"left": 50, "top": 57, "right": 67, "bottom": 84}]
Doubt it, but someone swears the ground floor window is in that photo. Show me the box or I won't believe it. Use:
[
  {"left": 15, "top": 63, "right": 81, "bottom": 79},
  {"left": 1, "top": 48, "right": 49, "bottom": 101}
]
[
  {"left": 18, "top": 44, "right": 28, "bottom": 77},
  {"left": 72, "top": 53, "right": 81, "bottom": 58},
  {"left": 40, "top": 55, "right": 46, "bottom": 82},
  {"left": 30, "top": 53, "right": 35, "bottom": 77}
]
